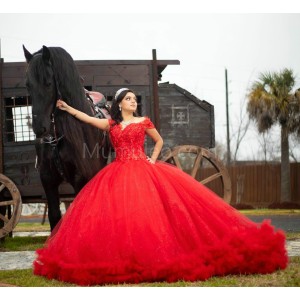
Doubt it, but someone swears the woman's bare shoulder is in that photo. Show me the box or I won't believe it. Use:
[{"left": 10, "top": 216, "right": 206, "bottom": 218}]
[
  {"left": 134, "top": 116, "right": 147, "bottom": 123},
  {"left": 137, "top": 116, "right": 152, "bottom": 120}
]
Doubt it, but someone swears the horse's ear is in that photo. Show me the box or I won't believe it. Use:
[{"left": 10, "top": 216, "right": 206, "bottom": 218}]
[
  {"left": 23, "top": 45, "right": 33, "bottom": 62},
  {"left": 42, "top": 45, "right": 51, "bottom": 62}
]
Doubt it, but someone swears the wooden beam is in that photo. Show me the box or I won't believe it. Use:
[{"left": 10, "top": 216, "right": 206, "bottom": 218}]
[{"left": 152, "top": 49, "right": 160, "bottom": 132}]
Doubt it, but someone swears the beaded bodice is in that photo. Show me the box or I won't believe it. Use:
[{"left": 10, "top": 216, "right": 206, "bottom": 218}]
[{"left": 109, "top": 117, "right": 155, "bottom": 162}]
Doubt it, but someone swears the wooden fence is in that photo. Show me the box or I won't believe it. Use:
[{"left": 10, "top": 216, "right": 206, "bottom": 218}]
[{"left": 199, "top": 162, "right": 300, "bottom": 208}]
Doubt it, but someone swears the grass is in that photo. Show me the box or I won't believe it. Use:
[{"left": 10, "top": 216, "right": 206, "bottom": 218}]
[
  {"left": 13, "top": 222, "right": 50, "bottom": 232},
  {"left": 0, "top": 236, "right": 48, "bottom": 251},
  {"left": 240, "top": 209, "right": 300, "bottom": 216}
]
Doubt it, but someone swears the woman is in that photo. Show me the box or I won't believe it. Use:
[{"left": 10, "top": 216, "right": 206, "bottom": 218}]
[{"left": 33, "top": 88, "right": 288, "bottom": 286}]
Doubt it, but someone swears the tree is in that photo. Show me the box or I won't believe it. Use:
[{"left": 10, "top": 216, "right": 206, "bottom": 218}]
[
  {"left": 230, "top": 96, "right": 251, "bottom": 162},
  {"left": 257, "top": 129, "right": 280, "bottom": 162},
  {"left": 247, "top": 68, "right": 300, "bottom": 204}
]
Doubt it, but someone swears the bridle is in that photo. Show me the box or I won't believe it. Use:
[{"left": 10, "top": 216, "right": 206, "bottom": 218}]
[
  {"left": 29, "top": 53, "right": 65, "bottom": 177},
  {"left": 37, "top": 57, "right": 64, "bottom": 146}
]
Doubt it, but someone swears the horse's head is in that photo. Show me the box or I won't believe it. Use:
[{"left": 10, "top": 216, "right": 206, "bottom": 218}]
[
  {"left": 23, "top": 45, "right": 58, "bottom": 138},
  {"left": 23, "top": 45, "right": 108, "bottom": 182}
]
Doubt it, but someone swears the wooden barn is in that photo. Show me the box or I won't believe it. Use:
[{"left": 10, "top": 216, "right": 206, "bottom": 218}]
[
  {"left": 158, "top": 82, "right": 214, "bottom": 150},
  {"left": 0, "top": 50, "right": 215, "bottom": 202}
]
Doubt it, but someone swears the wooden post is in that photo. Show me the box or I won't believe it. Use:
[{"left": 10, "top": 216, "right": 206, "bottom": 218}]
[
  {"left": 225, "top": 68, "right": 231, "bottom": 165},
  {"left": 152, "top": 49, "right": 160, "bottom": 132},
  {"left": 0, "top": 58, "right": 3, "bottom": 174}
]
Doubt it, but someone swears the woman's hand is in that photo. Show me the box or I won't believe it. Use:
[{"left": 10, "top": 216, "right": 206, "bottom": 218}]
[
  {"left": 56, "top": 99, "right": 69, "bottom": 111},
  {"left": 147, "top": 156, "right": 155, "bottom": 164}
]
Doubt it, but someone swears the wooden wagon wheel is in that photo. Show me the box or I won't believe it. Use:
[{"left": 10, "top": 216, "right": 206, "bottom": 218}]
[
  {"left": 0, "top": 174, "right": 22, "bottom": 239},
  {"left": 161, "top": 145, "right": 232, "bottom": 203}
]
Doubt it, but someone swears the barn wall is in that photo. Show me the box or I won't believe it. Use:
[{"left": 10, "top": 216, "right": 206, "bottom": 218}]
[
  {"left": 158, "top": 84, "right": 215, "bottom": 150},
  {"left": 1, "top": 62, "right": 27, "bottom": 97}
]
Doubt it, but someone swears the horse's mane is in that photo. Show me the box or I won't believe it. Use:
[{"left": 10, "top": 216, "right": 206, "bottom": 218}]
[{"left": 34, "top": 47, "right": 105, "bottom": 179}]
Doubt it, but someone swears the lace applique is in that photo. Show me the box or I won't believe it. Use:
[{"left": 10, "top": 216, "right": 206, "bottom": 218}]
[
  {"left": 143, "top": 117, "right": 155, "bottom": 129},
  {"left": 109, "top": 117, "right": 155, "bottom": 162}
]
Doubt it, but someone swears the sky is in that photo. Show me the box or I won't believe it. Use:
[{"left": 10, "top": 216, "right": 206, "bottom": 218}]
[{"left": 1, "top": 1, "right": 300, "bottom": 161}]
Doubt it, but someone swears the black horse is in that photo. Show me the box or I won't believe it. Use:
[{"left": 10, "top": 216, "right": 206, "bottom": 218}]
[{"left": 23, "top": 45, "right": 109, "bottom": 231}]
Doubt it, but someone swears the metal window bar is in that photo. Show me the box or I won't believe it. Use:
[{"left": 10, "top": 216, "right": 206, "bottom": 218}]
[{"left": 4, "top": 96, "right": 35, "bottom": 143}]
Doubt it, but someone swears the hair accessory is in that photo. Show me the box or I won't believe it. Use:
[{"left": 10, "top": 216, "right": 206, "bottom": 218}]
[{"left": 115, "top": 88, "right": 129, "bottom": 100}]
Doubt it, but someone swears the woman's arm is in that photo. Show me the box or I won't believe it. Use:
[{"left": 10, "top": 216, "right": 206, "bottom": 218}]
[
  {"left": 56, "top": 99, "right": 109, "bottom": 131},
  {"left": 146, "top": 128, "right": 163, "bottom": 163}
]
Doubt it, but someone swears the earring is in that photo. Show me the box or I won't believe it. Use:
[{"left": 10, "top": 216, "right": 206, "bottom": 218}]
[{"left": 119, "top": 106, "right": 122, "bottom": 111}]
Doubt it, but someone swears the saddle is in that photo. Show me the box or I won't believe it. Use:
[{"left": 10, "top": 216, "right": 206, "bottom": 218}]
[
  {"left": 85, "top": 89, "right": 112, "bottom": 153},
  {"left": 85, "top": 89, "right": 111, "bottom": 120}
]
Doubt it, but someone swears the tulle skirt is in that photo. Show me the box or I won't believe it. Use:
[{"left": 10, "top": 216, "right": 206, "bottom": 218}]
[{"left": 33, "top": 160, "right": 288, "bottom": 285}]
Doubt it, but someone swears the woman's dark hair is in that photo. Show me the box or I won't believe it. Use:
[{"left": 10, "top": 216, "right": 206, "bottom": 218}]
[{"left": 110, "top": 88, "right": 138, "bottom": 125}]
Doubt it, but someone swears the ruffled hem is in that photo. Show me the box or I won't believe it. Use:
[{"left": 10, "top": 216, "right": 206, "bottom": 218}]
[{"left": 33, "top": 220, "right": 288, "bottom": 286}]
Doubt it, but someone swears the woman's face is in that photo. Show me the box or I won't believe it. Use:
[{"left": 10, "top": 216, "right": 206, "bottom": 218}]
[{"left": 120, "top": 92, "right": 137, "bottom": 112}]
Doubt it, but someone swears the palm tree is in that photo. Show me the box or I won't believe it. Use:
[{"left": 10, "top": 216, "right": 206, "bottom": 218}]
[{"left": 247, "top": 68, "right": 300, "bottom": 204}]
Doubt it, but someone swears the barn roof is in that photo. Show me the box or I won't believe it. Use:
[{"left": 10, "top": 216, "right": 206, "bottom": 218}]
[
  {"left": 74, "top": 59, "right": 180, "bottom": 81},
  {"left": 158, "top": 82, "right": 213, "bottom": 111}
]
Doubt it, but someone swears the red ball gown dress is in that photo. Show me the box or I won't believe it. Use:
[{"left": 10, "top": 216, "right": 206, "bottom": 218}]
[{"left": 33, "top": 117, "right": 288, "bottom": 285}]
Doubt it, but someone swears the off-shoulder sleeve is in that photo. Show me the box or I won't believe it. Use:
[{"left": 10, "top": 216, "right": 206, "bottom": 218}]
[
  {"left": 108, "top": 119, "right": 115, "bottom": 126},
  {"left": 143, "top": 117, "right": 155, "bottom": 129}
]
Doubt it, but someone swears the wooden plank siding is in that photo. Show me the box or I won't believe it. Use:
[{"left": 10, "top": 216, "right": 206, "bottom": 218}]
[
  {"left": 158, "top": 83, "right": 215, "bottom": 149},
  {"left": 199, "top": 163, "right": 300, "bottom": 208}
]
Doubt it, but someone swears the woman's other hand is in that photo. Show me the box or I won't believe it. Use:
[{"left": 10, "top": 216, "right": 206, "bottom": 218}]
[{"left": 56, "top": 99, "right": 68, "bottom": 111}]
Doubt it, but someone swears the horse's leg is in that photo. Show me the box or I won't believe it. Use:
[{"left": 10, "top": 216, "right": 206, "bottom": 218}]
[
  {"left": 40, "top": 172, "right": 63, "bottom": 231},
  {"left": 36, "top": 143, "right": 63, "bottom": 231}
]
